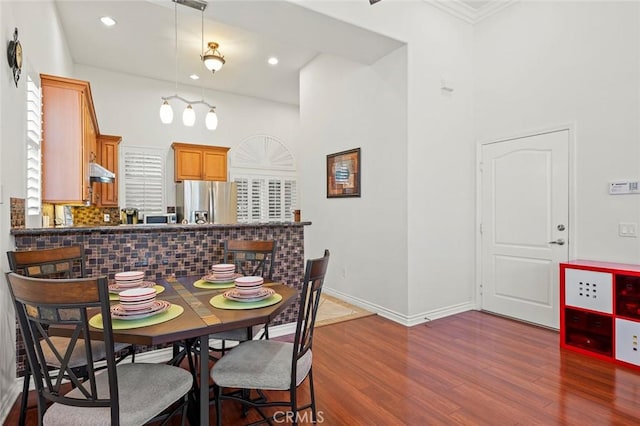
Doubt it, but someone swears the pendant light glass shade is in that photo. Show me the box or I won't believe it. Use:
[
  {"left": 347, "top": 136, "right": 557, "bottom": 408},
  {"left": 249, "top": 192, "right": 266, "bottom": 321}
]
[
  {"left": 182, "top": 105, "right": 196, "bottom": 126},
  {"left": 159, "top": 100, "right": 174, "bottom": 124},
  {"left": 205, "top": 108, "right": 218, "bottom": 130}
]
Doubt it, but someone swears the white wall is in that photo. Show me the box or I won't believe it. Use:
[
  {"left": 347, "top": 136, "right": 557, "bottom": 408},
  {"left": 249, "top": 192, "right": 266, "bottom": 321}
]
[
  {"left": 0, "top": 0, "right": 75, "bottom": 419},
  {"left": 300, "top": 49, "right": 409, "bottom": 315},
  {"left": 74, "top": 65, "right": 300, "bottom": 209},
  {"left": 298, "top": 1, "right": 476, "bottom": 322},
  {"left": 474, "top": 1, "right": 640, "bottom": 263}
]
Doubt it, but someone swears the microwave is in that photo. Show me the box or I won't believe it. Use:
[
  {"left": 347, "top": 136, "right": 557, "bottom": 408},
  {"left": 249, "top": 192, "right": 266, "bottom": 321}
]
[{"left": 144, "top": 213, "right": 177, "bottom": 225}]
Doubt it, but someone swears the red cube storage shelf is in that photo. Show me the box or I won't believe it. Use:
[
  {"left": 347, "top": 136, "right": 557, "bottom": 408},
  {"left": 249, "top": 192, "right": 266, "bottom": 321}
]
[{"left": 561, "top": 260, "right": 640, "bottom": 369}]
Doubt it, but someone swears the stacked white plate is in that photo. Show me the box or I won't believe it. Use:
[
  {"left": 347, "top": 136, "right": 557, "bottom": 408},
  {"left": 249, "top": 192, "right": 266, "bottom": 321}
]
[
  {"left": 224, "top": 276, "right": 273, "bottom": 302},
  {"left": 234, "top": 276, "right": 264, "bottom": 294},
  {"left": 119, "top": 287, "right": 157, "bottom": 311},
  {"left": 114, "top": 271, "right": 145, "bottom": 288},
  {"left": 205, "top": 264, "right": 239, "bottom": 283},
  {"left": 111, "top": 287, "right": 170, "bottom": 320}
]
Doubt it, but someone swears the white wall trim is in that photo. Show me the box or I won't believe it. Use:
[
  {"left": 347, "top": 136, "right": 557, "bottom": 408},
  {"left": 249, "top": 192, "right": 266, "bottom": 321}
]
[
  {"left": 323, "top": 287, "right": 475, "bottom": 327},
  {"left": 0, "top": 381, "right": 21, "bottom": 425},
  {"left": 426, "top": 0, "right": 519, "bottom": 24}
]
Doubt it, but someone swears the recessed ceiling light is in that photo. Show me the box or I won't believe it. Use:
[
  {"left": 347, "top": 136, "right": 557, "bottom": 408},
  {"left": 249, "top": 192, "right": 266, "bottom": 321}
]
[
  {"left": 267, "top": 56, "right": 279, "bottom": 66},
  {"left": 100, "top": 16, "right": 117, "bottom": 27},
  {"left": 189, "top": 74, "right": 200, "bottom": 80}
]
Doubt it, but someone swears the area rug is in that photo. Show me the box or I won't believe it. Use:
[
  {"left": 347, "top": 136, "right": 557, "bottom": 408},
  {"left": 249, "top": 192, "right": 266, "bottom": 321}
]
[{"left": 315, "top": 294, "right": 374, "bottom": 327}]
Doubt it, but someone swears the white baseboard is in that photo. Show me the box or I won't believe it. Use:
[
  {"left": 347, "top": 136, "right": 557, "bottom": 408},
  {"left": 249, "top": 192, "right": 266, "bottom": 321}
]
[
  {"left": 0, "top": 380, "right": 22, "bottom": 425},
  {"left": 322, "top": 287, "right": 475, "bottom": 327}
]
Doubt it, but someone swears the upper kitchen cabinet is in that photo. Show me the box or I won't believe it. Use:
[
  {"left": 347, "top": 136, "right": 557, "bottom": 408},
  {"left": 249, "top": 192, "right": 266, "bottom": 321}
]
[
  {"left": 95, "top": 134, "right": 121, "bottom": 207},
  {"left": 41, "top": 74, "right": 98, "bottom": 204},
  {"left": 172, "top": 142, "right": 229, "bottom": 181}
]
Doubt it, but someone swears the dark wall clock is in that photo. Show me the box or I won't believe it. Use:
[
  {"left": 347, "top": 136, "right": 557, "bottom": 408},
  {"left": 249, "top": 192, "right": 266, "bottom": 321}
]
[{"left": 7, "top": 27, "right": 22, "bottom": 87}]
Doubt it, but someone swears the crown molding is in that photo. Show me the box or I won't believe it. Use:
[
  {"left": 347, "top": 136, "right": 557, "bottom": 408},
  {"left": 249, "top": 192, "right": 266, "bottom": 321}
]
[{"left": 426, "top": 0, "right": 518, "bottom": 24}]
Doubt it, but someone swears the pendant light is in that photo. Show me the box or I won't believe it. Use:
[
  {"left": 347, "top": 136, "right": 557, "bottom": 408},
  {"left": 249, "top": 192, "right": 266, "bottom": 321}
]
[
  {"left": 202, "top": 42, "right": 225, "bottom": 73},
  {"left": 159, "top": 0, "right": 219, "bottom": 130}
]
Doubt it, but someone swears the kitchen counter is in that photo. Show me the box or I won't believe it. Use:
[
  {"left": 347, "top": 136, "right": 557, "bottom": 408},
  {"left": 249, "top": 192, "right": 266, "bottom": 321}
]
[{"left": 11, "top": 221, "right": 311, "bottom": 235}]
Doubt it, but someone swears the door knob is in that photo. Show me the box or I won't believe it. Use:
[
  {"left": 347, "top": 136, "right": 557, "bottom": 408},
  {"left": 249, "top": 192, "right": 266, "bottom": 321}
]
[{"left": 549, "top": 238, "right": 565, "bottom": 245}]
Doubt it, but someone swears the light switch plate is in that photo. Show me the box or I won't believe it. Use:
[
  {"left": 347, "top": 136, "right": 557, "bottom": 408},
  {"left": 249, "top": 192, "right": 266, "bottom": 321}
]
[{"left": 619, "top": 222, "right": 638, "bottom": 237}]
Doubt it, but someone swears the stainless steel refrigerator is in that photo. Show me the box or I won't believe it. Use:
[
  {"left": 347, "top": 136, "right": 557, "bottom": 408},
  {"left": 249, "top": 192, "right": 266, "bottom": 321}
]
[{"left": 176, "top": 180, "right": 237, "bottom": 224}]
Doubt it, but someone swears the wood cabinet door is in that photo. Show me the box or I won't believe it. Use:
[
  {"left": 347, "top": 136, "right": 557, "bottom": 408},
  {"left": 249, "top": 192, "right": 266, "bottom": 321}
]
[
  {"left": 42, "top": 82, "right": 84, "bottom": 203},
  {"left": 203, "top": 150, "right": 227, "bottom": 181},
  {"left": 175, "top": 148, "right": 203, "bottom": 181},
  {"left": 82, "top": 95, "right": 97, "bottom": 203},
  {"left": 96, "top": 135, "right": 120, "bottom": 207}
]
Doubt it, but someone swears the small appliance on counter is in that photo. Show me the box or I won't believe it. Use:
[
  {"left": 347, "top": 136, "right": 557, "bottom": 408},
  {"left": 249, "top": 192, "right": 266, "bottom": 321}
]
[
  {"left": 144, "top": 213, "right": 177, "bottom": 225},
  {"left": 176, "top": 180, "right": 237, "bottom": 224},
  {"left": 121, "top": 208, "right": 139, "bottom": 224}
]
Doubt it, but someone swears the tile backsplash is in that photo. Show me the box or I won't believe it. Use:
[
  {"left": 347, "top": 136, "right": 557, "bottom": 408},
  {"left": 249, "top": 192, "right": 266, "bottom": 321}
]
[
  {"left": 10, "top": 197, "right": 25, "bottom": 228},
  {"left": 72, "top": 205, "right": 121, "bottom": 226}
]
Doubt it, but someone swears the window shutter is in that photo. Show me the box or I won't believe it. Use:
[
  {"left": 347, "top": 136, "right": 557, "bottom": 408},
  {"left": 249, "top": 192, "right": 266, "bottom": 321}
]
[
  {"left": 234, "top": 177, "right": 249, "bottom": 222},
  {"left": 229, "top": 134, "right": 297, "bottom": 223},
  {"left": 268, "top": 179, "right": 282, "bottom": 220},
  {"left": 284, "top": 180, "right": 296, "bottom": 221},
  {"left": 251, "top": 178, "right": 266, "bottom": 222},
  {"left": 122, "top": 149, "right": 165, "bottom": 214},
  {"left": 26, "top": 76, "right": 42, "bottom": 216}
]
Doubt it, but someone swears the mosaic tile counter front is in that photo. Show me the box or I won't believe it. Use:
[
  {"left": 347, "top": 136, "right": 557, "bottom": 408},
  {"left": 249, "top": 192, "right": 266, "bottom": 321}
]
[{"left": 11, "top": 222, "right": 310, "bottom": 377}]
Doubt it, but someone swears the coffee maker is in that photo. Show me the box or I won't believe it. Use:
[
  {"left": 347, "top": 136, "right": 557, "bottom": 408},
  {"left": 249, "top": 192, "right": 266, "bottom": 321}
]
[{"left": 121, "top": 208, "right": 139, "bottom": 224}]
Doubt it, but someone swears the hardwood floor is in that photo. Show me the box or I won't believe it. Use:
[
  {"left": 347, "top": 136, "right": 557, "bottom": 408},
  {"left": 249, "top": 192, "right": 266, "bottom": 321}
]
[{"left": 6, "top": 311, "right": 640, "bottom": 425}]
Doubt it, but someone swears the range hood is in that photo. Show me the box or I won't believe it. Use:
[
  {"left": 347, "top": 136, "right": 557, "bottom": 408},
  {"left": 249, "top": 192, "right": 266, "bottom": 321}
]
[{"left": 89, "top": 162, "right": 116, "bottom": 183}]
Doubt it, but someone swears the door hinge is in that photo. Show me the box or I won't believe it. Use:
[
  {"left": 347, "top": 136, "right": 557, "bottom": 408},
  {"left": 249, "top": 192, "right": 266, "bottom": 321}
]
[
  {"left": 479, "top": 223, "right": 483, "bottom": 234},
  {"left": 479, "top": 283, "right": 483, "bottom": 295}
]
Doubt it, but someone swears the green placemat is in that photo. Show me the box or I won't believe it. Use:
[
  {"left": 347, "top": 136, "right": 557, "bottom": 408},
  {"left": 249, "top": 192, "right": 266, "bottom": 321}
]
[
  {"left": 110, "top": 285, "right": 165, "bottom": 301},
  {"left": 89, "top": 304, "right": 184, "bottom": 330},
  {"left": 194, "top": 279, "right": 235, "bottom": 290},
  {"left": 210, "top": 293, "right": 282, "bottom": 310}
]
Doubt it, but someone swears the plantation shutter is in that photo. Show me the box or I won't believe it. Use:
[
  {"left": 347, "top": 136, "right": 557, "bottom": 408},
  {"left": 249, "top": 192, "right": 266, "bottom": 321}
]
[
  {"left": 26, "top": 76, "right": 42, "bottom": 216},
  {"left": 122, "top": 148, "right": 165, "bottom": 214}
]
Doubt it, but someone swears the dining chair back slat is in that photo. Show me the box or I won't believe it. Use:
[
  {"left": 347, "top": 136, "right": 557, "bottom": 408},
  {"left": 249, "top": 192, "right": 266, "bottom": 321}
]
[
  {"left": 224, "top": 240, "right": 277, "bottom": 279},
  {"left": 8, "top": 245, "right": 86, "bottom": 278}
]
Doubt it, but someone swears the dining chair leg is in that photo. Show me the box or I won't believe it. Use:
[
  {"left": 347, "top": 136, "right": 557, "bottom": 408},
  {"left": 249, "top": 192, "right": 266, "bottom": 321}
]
[
  {"left": 214, "top": 384, "right": 223, "bottom": 426},
  {"left": 308, "top": 369, "right": 317, "bottom": 422},
  {"left": 290, "top": 386, "right": 298, "bottom": 426},
  {"left": 18, "top": 368, "right": 30, "bottom": 426}
]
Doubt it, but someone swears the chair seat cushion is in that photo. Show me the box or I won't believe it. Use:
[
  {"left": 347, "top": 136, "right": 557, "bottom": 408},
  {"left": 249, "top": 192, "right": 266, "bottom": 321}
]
[
  {"left": 212, "top": 340, "right": 312, "bottom": 391},
  {"left": 43, "top": 337, "right": 130, "bottom": 369},
  {"left": 43, "top": 363, "right": 192, "bottom": 426}
]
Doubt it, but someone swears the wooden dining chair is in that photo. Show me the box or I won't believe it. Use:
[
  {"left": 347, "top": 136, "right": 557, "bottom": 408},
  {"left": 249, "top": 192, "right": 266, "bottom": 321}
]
[
  {"left": 212, "top": 249, "right": 330, "bottom": 425},
  {"left": 7, "top": 246, "right": 133, "bottom": 426},
  {"left": 209, "top": 240, "right": 278, "bottom": 354},
  {"left": 5, "top": 272, "right": 193, "bottom": 425}
]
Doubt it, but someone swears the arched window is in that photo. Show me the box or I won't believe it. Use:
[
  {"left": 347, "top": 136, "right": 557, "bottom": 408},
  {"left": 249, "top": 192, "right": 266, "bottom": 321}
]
[{"left": 229, "top": 135, "right": 297, "bottom": 223}]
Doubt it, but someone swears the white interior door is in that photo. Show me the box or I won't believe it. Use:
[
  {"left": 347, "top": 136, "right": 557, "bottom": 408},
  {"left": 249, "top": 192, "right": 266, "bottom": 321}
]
[{"left": 480, "top": 130, "right": 569, "bottom": 329}]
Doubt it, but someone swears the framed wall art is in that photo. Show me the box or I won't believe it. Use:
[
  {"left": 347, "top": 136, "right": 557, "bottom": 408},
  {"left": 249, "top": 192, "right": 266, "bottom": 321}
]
[{"left": 326, "top": 148, "right": 361, "bottom": 198}]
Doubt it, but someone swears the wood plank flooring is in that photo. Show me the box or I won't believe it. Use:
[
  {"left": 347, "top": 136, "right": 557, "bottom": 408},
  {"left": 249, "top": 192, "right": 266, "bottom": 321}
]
[{"left": 6, "top": 311, "right": 640, "bottom": 425}]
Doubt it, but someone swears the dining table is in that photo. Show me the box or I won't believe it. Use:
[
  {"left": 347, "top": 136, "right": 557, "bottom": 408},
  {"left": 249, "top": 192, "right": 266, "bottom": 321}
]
[{"left": 51, "top": 274, "right": 298, "bottom": 425}]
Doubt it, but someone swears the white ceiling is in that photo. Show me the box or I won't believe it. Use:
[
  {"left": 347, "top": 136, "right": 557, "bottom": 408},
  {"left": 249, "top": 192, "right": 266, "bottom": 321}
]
[{"left": 54, "top": 0, "right": 405, "bottom": 106}]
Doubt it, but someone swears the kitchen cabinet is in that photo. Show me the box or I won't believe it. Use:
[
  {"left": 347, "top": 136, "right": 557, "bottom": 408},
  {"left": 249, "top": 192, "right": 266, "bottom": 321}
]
[
  {"left": 172, "top": 142, "right": 229, "bottom": 182},
  {"left": 95, "top": 134, "right": 121, "bottom": 207},
  {"left": 41, "top": 74, "right": 99, "bottom": 204},
  {"left": 561, "top": 260, "right": 640, "bottom": 370}
]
